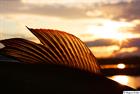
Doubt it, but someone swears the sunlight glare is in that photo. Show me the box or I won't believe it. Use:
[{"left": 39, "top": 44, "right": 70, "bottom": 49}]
[
  {"left": 110, "top": 75, "right": 129, "bottom": 85},
  {"left": 119, "top": 47, "right": 138, "bottom": 53},
  {"left": 87, "top": 19, "right": 140, "bottom": 45},
  {"left": 90, "top": 45, "right": 120, "bottom": 58}
]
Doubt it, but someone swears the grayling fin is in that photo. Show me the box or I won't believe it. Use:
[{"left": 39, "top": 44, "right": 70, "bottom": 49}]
[
  {"left": 0, "top": 38, "right": 56, "bottom": 63},
  {"left": 28, "top": 28, "right": 100, "bottom": 73},
  {"left": 0, "top": 28, "right": 100, "bottom": 73}
]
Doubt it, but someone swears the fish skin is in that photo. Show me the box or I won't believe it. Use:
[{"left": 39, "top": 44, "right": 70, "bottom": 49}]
[{"left": 0, "top": 63, "right": 135, "bottom": 94}]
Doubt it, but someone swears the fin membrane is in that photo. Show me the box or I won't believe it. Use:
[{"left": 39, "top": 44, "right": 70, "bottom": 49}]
[{"left": 0, "top": 28, "right": 100, "bottom": 73}]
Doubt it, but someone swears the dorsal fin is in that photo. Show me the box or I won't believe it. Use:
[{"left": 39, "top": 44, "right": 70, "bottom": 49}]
[{"left": 0, "top": 28, "right": 100, "bottom": 73}]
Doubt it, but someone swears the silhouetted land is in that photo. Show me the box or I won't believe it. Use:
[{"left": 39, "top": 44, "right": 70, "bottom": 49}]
[
  {"left": 0, "top": 57, "right": 134, "bottom": 94},
  {"left": 97, "top": 56, "right": 140, "bottom": 65},
  {"left": 0, "top": 54, "right": 140, "bottom": 76}
]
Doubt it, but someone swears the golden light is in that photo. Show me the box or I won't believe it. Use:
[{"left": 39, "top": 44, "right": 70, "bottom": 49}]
[
  {"left": 119, "top": 47, "right": 138, "bottom": 53},
  {"left": 110, "top": 75, "right": 129, "bottom": 85},
  {"left": 90, "top": 45, "right": 120, "bottom": 58},
  {"left": 117, "top": 63, "right": 126, "bottom": 69},
  {"left": 87, "top": 19, "right": 140, "bottom": 45}
]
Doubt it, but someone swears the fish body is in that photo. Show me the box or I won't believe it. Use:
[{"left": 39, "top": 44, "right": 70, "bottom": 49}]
[{"left": 0, "top": 27, "right": 135, "bottom": 94}]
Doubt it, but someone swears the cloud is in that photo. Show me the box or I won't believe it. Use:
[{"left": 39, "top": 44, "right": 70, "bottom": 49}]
[
  {"left": 97, "top": 0, "right": 140, "bottom": 21},
  {"left": 126, "top": 24, "right": 140, "bottom": 34},
  {"left": 111, "top": 37, "right": 140, "bottom": 57},
  {"left": 85, "top": 38, "right": 140, "bottom": 58},
  {"left": 122, "top": 38, "right": 140, "bottom": 48},
  {"left": 86, "top": 38, "right": 140, "bottom": 57},
  {"left": 1, "top": 0, "right": 140, "bottom": 20},
  {"left": 112, "top": 47, "right": 140, "bottom": 57},
  {"left": 0, "top": 0, "right": 88, "bottom": 19},
  {"left": 85, "top": 39, "right": 118, "bottom": 47},
  {"left": 85, "top": 38, "right": 140, "bottom": 48}
]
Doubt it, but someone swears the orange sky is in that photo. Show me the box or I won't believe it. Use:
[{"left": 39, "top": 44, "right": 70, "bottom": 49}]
[{"left": 0, "top": 0, "right": 140, "bottom": 58}]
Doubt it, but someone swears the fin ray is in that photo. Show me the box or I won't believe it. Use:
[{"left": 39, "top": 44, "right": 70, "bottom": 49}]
[{"left": 1, "top": 28, "right": 100, "bottom": 73}]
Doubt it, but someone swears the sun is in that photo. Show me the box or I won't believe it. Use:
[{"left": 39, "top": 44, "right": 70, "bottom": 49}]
[{"left": 87, "top": 19, "right": 139, "bottom": 45}]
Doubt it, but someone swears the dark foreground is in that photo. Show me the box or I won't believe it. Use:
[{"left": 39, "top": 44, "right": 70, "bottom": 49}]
[{"left": 0, "top": 61, "right": 134, "bottom": 94}]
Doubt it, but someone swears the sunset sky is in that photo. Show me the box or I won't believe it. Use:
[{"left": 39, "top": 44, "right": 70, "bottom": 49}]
[{"left": 1, "top": 0, "right": 140, "bottom": 58}]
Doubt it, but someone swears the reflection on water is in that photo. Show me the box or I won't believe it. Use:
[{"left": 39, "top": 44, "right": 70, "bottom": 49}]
[
  {"left": 109, "top": 75, "right": 140, "bottom": 89},
  {"left": 110, "top": 75, "right": 129, "bottom": 85},
  {"left": 117, "top": 63, "right": 126, "bottom": 69}
]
